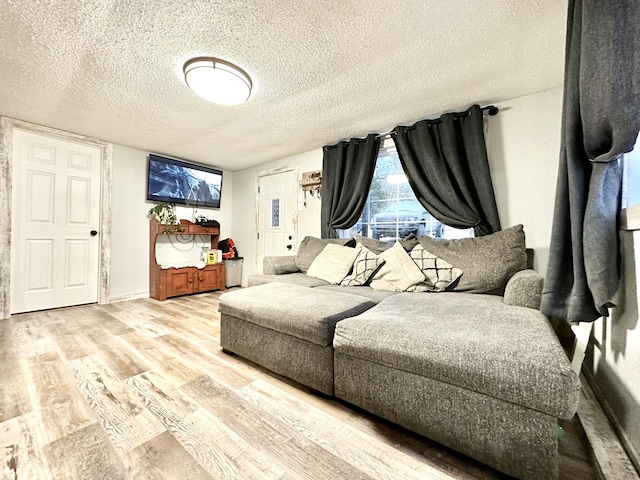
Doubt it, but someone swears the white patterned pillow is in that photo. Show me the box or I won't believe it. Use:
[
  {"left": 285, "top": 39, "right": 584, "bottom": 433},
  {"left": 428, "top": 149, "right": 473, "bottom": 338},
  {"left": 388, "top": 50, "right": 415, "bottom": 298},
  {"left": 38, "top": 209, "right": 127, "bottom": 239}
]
[
  {"left": 407, "top": 244, "right": 463, "bottom": 292},
  {"left": 370, "top": 242, "right": 426, "bottom": 292},
  {"left": 341, "top": 244, "right": 385, "bottom": 286},
  {"left": 306, "top": 243, "right": 359, "bottom": 284}
]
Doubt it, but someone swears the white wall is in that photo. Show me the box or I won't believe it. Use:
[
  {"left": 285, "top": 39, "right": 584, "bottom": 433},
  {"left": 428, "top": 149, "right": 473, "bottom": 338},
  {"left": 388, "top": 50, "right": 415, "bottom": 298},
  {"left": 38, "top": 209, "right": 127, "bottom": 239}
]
[
  {"left": 587, "top": 232, "right": 640, "bottom": 460},
  {"left": 486, "top": 87, "right": 563, "bottom": 276},
  {"left": 230, "top": 87, "right": 564, "bottom": 284},
  {"left": 109, "top": 145, "right": 151, "bottom": 300},
  {"left": 109, "top": 144, "right": 233, "bottom": 301},
  {"left": 231, "top": 149, "right": 323, "bottom": 285}
]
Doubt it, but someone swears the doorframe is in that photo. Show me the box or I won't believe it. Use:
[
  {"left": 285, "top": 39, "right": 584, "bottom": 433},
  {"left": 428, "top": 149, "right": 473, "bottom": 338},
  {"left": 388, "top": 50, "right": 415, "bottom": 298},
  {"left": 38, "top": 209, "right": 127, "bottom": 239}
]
[
  {"left": 0, "top": 117, "right": 113, "bottom": 319},
  {"left": 255, "top": 165, "right": 298, "bottom": 273}
]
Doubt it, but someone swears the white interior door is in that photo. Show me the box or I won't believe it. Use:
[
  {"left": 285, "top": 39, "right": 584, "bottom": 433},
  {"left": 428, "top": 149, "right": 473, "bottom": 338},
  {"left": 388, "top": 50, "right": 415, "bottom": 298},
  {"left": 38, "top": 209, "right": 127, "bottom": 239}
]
[
  {"left": 257, "top": 169, "right": 297, "bottom": 271},
  {"left": 11, "top": 129, "right": 102, "bottom": 313}
]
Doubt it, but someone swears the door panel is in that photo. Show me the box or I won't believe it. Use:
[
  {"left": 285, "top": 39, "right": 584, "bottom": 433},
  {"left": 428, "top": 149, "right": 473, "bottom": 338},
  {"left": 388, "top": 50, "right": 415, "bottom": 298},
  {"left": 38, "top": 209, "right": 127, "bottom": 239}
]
[
  {"left": 27, "top": 171, "right": 55, "bottom": 223},
  {"left": 198, "top": 266, "right": 223, "bottom": 292},
  {"left": 67, "top": 176, "right": 91, "bottom": 224},
  {"left": 65, "top": 240, "right": 90, "bottom": 287},
  {"left": 257, "top": 170, "right": 297, "bottom": 272},
  {"left": 11, "top": 129, "right": 102, "bottom": 313},
  {"left": 25, "top": 240, "right": 54, "bottom": 291},
  {"left": 166, "top": 269, "right": 193, "bottom": 297}
]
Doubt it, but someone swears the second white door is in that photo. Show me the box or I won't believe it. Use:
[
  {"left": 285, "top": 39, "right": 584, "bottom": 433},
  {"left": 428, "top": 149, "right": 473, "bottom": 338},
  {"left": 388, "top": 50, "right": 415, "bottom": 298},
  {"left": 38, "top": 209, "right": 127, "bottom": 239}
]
[{"left": 257, "top": 169, "right": 298, "bottom": 271}]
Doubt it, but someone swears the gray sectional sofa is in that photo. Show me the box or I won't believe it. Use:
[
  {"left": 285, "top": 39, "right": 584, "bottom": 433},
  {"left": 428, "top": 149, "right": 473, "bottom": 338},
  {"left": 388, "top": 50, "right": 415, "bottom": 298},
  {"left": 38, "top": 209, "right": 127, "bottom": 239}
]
[{"left": 218, "top": 226, "right": 581, "bottom": 480}]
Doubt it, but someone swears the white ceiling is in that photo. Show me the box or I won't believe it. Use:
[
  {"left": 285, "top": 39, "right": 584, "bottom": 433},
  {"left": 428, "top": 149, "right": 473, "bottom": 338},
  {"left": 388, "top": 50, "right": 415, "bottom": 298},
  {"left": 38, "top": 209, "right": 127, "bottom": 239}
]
[{"left": 0, "top": 0, "right": 567, "bottom": 172}]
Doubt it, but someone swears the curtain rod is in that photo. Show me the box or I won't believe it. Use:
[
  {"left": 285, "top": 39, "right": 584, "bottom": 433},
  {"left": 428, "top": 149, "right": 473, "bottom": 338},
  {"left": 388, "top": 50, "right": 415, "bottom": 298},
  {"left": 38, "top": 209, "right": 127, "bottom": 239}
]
[
  {"left": 376, "top": 104, "right": 499, "bottom": 139},
  {"left": 323, "top": 105, "right": 499, "bottom": 150}
]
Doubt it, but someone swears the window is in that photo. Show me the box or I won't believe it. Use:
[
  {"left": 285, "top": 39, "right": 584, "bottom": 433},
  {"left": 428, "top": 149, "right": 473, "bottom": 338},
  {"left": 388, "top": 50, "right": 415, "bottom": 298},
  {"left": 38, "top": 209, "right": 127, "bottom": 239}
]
[
  {"left": 339, "top": 144, "right": 473, "bottom": 239},
  {"left": 622, "top": 143, "right": 640, "bottom": 231}
]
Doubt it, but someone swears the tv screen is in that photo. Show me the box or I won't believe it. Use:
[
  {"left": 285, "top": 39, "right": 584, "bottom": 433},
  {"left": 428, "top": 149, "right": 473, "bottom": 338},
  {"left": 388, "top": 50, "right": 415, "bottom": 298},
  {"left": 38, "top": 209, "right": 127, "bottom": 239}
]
[{"left": 147, "top": 154, "right": 223, "bottom": 209}]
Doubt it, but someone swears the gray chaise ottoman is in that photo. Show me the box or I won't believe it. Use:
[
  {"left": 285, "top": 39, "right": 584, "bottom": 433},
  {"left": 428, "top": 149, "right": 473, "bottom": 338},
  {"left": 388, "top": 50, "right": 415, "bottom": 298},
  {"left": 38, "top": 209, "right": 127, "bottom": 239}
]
[
  {"left": 333, "top": 292, "right": 581, "bottom": 480},
  {"left": 219, "top": 282, "right": 375, "bottom": 395}
]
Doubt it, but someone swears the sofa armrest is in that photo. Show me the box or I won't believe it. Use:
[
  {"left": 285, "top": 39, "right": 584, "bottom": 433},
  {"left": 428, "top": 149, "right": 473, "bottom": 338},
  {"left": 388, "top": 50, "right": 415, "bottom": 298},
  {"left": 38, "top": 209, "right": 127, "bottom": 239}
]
[
  {"left": 263, "top": 255, "right": 299, "bottom": 275},
  {"left": 503, "top": 269, "right": 544, "bottom": 310}
]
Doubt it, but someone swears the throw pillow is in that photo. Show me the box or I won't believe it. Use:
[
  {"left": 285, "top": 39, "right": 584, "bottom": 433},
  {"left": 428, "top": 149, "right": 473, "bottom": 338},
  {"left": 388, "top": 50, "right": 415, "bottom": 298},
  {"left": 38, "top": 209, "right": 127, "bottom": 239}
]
[
  {"left": 407, "top": 244, "right": 463, "bottom": 292},
  {"left": 340, "top": 244, "right": 385, "bottom": 286},
  {"left": 419, "top": 224, "right": 527, "bottom": 294},
  {"left": 355, "top": 233, "right": 419, "bottom": 255},
  {"left": 295, "top": 236, "right": 356, "bottom": 273},
  {"left": 306, "top": 243, "right": 360, "bottom": 284},
  {"left": 369, "top": 242, "right": 426, "bottom": 292}
]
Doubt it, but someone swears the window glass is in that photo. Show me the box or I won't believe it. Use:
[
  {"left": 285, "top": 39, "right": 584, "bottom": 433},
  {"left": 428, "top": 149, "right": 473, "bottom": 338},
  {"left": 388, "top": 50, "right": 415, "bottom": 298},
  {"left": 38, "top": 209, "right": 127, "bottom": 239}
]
[
  {"left": 271, "top": 199, "right": 280, "bottom": 227},
  {"left": 338, "top": 145, "right": 473, "bottom": 239}
]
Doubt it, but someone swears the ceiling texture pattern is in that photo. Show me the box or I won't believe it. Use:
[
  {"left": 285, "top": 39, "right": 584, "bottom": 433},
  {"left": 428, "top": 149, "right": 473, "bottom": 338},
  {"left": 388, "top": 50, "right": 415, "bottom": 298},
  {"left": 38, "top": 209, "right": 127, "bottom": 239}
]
[{"left": 0, "top": 0, "right": 568, "bottom": 171}]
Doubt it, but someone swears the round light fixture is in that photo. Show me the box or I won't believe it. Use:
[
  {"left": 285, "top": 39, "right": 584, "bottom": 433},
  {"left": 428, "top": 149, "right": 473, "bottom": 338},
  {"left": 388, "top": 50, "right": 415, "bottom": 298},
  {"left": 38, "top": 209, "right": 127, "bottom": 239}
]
[{"left": 183, "top": 57, "right": 252, "bottom": 105}]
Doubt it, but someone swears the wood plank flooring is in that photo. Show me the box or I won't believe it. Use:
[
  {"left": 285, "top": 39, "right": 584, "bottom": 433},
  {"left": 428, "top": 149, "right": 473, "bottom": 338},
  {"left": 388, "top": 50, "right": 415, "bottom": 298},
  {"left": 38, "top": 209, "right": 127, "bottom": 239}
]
[{"left": 1, "top": 291, "right": 599, "bottom": 479}]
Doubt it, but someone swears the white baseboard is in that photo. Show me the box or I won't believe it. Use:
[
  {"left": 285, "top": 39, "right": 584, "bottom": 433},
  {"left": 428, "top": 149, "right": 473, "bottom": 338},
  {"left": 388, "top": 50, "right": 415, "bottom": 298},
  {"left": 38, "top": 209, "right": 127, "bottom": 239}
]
[
  {"left": 108, "top": 292, "right": 150, "bottom": 303},
  {"left": 579, "top": 371, "right": 640, "bottom": 479}
]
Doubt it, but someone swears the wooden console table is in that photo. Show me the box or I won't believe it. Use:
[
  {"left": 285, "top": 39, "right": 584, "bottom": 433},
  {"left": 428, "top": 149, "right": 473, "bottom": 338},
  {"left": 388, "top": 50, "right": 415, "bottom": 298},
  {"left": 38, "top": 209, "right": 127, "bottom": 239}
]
[{"left": 149, "top": 219, "right": 225, "bottom": 301}]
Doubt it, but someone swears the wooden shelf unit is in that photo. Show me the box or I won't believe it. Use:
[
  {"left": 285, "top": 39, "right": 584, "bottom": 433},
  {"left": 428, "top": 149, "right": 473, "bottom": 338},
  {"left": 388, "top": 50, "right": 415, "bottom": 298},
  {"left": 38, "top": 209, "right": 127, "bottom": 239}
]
[{"left": 149, "top": 219, "right": 225, "bottom": 301}]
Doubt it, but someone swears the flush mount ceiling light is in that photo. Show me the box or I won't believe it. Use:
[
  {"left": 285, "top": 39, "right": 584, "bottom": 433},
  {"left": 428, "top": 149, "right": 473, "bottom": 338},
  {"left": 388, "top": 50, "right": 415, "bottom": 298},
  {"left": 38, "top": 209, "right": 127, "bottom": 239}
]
[{"left": 183, "top": 57, "right": 252, "bottom": 105}]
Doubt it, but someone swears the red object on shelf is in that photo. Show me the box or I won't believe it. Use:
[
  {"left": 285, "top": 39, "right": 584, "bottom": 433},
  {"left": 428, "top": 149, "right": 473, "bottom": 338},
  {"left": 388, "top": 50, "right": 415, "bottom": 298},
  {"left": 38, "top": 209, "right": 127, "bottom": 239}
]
[{"left": 219, "top": 237, "right": 238, "bottom": 259}]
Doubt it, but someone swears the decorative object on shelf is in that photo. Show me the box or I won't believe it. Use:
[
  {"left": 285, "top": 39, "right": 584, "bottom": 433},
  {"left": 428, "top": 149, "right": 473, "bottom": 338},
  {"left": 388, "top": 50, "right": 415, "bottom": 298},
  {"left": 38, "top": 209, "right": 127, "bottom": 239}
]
[
  {"left": 300, "top": 170, "right": 322, "bottom": 198},
  {"left": 194, "top": 214, "right": 220, "bottom": 227},
  {"left": 147, "top": 203, "right": 182, "bottom": 233},
  {"left": 183, "top": 57, "right": 252, "bottom": 105},
  {"left": 206, "top": 250, "right": 218, "bottom": 265}
]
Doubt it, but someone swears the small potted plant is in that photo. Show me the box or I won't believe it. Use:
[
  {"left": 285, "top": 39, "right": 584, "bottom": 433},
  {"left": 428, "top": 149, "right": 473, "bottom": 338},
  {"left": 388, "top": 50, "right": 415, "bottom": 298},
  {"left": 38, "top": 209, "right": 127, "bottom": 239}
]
[{"left": 148, "top": 203, "right": 182, "bottom": 233}]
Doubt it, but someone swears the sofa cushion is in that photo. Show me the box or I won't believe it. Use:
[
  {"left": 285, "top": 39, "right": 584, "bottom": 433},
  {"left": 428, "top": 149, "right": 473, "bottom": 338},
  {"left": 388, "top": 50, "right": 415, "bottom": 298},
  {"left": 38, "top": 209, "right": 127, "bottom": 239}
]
[
  {"left": 419, "top": 224, "right": 527, "bottom": 294},
  {"left": 333, "top": 292, "right": 581, "bottom": 418},
  {"left": 248, "top": 273, "right": 328, "bottom": 288},
  {"left": 341, "top": 244, "right": 385, "bottom": 286},
  {"left": 295, "top": 236, "right": 356, "bottom": 273},
  {"left": 315, "top": 284, "right": 397, "bottom": 303},
  {"left": 219, "top": 282, "right": 375, "bottom": 346},
  {"left": 355, "top": 233, "right": 419, "bottom": 255},
  {"left": 407, "top": 244, "right": 463, "bottom": 292},
  {"left": 369, "top": 242, "right": 425, "bottom": 292},
  {"left": 307, "top": 244, "right": 359, "bottom": 284},
  {"left": 263, "top": 255, "right": 299, "bottom": 275}
]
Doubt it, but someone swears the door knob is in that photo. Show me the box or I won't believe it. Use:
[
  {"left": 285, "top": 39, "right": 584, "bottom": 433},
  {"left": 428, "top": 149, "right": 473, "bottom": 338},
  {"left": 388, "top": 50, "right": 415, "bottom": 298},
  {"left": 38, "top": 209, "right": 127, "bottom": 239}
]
[
  {"left": 288, "top": 235, "right": 293, "bottom": 240},
  {"left": 286, "top": 244, "right": 293, "bottom": 250},
  {"left": 90, "top": 230, "right": 98, "bottom": 236}
]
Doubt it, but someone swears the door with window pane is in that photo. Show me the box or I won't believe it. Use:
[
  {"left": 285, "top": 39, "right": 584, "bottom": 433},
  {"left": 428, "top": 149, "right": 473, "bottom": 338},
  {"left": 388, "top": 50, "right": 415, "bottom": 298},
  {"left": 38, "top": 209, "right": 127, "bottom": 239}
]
[{"left": 257, "top": 169, "right": 297, "bottom": 271}]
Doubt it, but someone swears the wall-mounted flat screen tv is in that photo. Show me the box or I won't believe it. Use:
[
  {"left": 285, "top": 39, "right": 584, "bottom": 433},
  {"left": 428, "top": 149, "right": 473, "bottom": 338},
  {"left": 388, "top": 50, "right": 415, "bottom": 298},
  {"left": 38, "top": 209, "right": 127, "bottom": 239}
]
[{"left": 147, "top": 154, "right": 223, "bottom": 209}]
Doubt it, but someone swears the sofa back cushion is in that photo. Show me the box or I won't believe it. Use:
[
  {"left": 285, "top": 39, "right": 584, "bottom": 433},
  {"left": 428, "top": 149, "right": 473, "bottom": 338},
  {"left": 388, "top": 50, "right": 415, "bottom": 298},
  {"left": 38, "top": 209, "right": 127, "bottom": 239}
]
[
  {"left": 295, "top": 236, "right": 356, "bottom": 273},
  {"left": 419, "top": 224, "right": 527, "bottom": 294},
  {"left": 355, "top": 233, "right": 419, "bottom": 255}
]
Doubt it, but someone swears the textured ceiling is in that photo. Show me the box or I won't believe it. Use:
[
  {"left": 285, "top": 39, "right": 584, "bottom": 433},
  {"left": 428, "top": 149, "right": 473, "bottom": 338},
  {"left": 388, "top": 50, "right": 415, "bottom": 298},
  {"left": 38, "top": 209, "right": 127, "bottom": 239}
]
[{"left": 0, "top": 0, "right": 567, "bottom": 172}]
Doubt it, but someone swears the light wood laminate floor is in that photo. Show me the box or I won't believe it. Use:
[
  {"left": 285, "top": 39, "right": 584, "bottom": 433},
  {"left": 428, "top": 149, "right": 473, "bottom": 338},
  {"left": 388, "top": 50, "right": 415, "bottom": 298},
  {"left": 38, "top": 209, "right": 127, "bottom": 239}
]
[{"left": 1, "top": 291, "right": 598, "bottom": 479}]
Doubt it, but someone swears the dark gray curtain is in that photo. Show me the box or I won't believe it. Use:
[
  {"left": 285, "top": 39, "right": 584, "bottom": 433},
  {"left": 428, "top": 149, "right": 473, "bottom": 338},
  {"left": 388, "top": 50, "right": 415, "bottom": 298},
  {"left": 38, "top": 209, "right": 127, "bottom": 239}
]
[
  {"left": 541, "top": 0, "right": 640, "bottom": 323},
  {"left": 321, "top": 134, "right": 380, "bottom": 238},
  {"left": 392, "top": 105, "right": 501, "bottom": 236}
]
